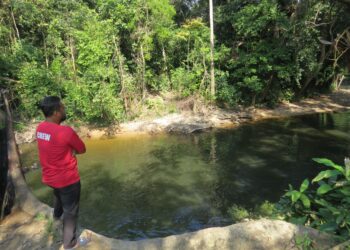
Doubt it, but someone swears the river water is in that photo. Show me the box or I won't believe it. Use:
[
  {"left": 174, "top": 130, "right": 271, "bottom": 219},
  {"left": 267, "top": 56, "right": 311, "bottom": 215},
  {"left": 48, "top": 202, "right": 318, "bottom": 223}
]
[{"left": 22, "top": 111, "right": 350, "bottom": 239}]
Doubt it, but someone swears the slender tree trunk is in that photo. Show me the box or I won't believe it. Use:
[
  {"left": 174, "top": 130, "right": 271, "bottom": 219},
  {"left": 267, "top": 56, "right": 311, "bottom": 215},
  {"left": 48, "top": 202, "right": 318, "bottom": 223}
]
[
  {"left": 162, "top": 44, "right": 172, "bottom": 90},
  {"left": 209, "top": 0, "right": 216, "bottom": 97},
  {"left": 10, "top": 6, "right": 20, "bottom": 41},
  {"left": 69, "top": 37, "right": 77, "bottom": 83},
  {"left": 187, "top": 39, "right": 190, "bottom": 72},
  {"left": 200, "top": 53, "right": 209, "bottom": 91},
  {"left": 259, "top": 75, "right": 274, "bottom": 102},
  {"left": 113, "top": 37, "right": 128, "bottom": 115},
  {"left": 140, "top": 43, "right": 146, "bottom": 100},
  {"left": 42, "top": 33, "right": 49, "bottom": 68}
]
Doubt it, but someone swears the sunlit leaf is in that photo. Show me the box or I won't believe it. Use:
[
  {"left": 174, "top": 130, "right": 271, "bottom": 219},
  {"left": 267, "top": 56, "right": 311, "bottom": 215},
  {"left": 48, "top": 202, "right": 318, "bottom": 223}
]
[
  {"left": 313, "top": 158, "right": 344, "bottom": 174},
  {"left": 317, "top": 184, "right": 333, "bottom": 195},
  {"left": 299, "top": 179, "right": 309, "bottom": 193},
  {"left": 291, "top": 190, "right": 301, "bottom": 203},
  {"left": 300, "top": 194, "right": 310, "bottom": 208},
  {"left": 312, "top": 170, "right": 340, "bottom": 183}
]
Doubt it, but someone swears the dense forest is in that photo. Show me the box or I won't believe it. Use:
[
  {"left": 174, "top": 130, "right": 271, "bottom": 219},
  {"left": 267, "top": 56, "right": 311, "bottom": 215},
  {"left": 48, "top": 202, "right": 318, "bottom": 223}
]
[{"left": 0, "top": 0, "right": 349, "bottom": 123}]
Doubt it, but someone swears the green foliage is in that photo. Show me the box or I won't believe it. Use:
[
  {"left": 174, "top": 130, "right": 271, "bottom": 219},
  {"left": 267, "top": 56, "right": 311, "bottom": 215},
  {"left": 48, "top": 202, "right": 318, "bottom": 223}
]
[
  {"left": 63, "top": 81, "right": 124, "bottom": 124},
  {"left": 227, "top": 204, "right": 250, "bottom": 222},
  {"left": 1, "top": 0, "right": 349, "bottom": 122},
  {"left": 227, "top": 200, "right": 277, "bottom": 223},
  {"left": 216, "top": 70, "right": 238, "bottom": 106},
  {"left": 277, "top": 158, "right": 350, "bottom": 239},
  {"left": 34, "top": 212, "right": 47, "bottom": 221},
  {"left": 17, "top": 62, "right": 61, "bottom": 117},
  {"left": 14, "top": 122, "right": 26, "bottom": 132},
  {"left": 254, "top": 200, "right": 276, "bottom": 218},
  {"left": 171, "top": 67, "right": 197, "bottom": 97},
  {"left": 295, "top": 233, "right": 314, "bottom": 250}
]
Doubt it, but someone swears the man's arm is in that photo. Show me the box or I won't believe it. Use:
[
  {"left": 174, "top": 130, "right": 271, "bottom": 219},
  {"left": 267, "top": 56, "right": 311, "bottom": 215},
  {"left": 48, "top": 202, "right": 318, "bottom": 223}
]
[{"left": 69, "top": 130, "right": 86, "bottom": 154}]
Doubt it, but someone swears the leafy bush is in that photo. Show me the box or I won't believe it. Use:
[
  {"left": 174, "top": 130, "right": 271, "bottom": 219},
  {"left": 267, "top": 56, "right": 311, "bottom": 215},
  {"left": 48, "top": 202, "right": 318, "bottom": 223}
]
[
  {"left": 216, "top": 70, "right": 239, "bottom": 107},
  {"left": 277, "top": 158, "right": 350, "bottom": 239},
  {"left": 17, "top": 62, "right": 62, "bottom": 117},
  {"left": 227, "top": 204, "right": 250, "bottom": 222},
  {"left": 254, "top": 200, "right": 276, "bottom": 218},
  {"left": 227, "top": 200, "right": 277, "bottom": 223},
  {"left": 171, "top": 67, "right": 198, "bottom": 97},
  {"left": 63, "top": 80, "right": 124, "bottom": 124}
]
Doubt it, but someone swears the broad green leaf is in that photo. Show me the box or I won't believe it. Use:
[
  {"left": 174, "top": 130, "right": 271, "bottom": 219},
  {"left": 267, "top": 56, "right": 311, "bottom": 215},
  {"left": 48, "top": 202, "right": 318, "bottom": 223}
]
[
  {"left": 312, "top": 170, "right": 340, "bottom": 183},
  {"left": 317, "top": 184, "right": 333, "bottom": 195},
  {"left": 291, "top": 190, "right": 301, "bottom": 203},
  {"left": 289, "top": 216, "right": 307, "bottom": 225},
  {"left": 339, "top": 187, "right": 350, "bottom": 196},
  {"left": 300, "top": 194, "right": 310, "bottom": 208},
  {"left": 299, "top": 179, "right": 309, "bottom": 193},
  {"left": 342, "top": 197, "right": 350, "bottom": 204},
  {"left": 315, "top": 199, "right": 329, "bottom": 207},
  {"left": 318, "top": 222, "right": 338, "bottom": 232},
  {"left": 318, "top": 208, "right": 333, "bottom": 219},
  {"left": 313, "top": 158, "right": 344, "bottom": 174}
]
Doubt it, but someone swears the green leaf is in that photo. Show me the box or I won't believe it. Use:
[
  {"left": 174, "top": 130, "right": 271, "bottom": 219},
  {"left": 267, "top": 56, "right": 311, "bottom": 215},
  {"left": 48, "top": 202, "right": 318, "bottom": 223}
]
[
  {"left": 289, "top": 216, "right": 307, "bottom": 225},
  {"left": 291, "top": 190, "right": 301, "bottom": 203},
  {"left": 318, "top": 221, "right": 338, "bottom": 232},
  {"left": 317, "top": 184, "right": 333, "bottom": 195},
  {"left": 299, "top": 179, "right": 309, "bottom": 193},
  {"left": 300, "top": 194, "right": 311, "bottom": 208},
  {"left": 339, "top": 187, "right": 350, "bottom": 196},
  {"left": 312, "top": 158, "right": 344, "bottom": 174},
  {"left": 315, "top": 199, "right": 328, "bottom": 206},
  {"left": 312, "top": 170, "right": 340, "bottom": 183}
]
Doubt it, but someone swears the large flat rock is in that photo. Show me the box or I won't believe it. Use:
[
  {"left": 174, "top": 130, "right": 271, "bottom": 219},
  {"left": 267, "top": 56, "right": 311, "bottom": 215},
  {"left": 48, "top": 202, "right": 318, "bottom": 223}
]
[{"left": 74, "top": 219, "right": 337, "bottom": 250}]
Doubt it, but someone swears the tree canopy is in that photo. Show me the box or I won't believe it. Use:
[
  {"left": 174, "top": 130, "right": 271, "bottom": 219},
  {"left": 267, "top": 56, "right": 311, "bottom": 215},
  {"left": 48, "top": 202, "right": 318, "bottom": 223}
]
[{"left": 0, "top": 0, "right": 349, "bottom": 123}]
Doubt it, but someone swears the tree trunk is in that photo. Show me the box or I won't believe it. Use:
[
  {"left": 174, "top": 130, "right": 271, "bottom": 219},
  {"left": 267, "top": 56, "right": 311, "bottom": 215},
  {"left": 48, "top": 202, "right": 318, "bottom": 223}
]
[
  {"left": 43, "top": 33, "right": 49, "bottom": 69},
  {"left": 298, "top": 44, "right": 331, "bottom": 97},
  {"left": 1, "top": 91, "right": 51, "bottom": 217},
  {"left": 259, "top": 75, "right": 274, "bottom": 102},
  {"left": 162, "top": 44, "right": 172, "bottom": 90},
  {"left": 140, "top": 44, "right": 146, "bottom": 100},
  {"left": 69, "top": 37, "right": 77, "bottom": 83},
  {"left": 10, "top": 6, "right": 20, "bottom": 41},
  {"left": 209, "top": 0, "right": 216, "bottom": 97},
  {"left": 113, "top": 37, "right": 128, "bottom": 115}
]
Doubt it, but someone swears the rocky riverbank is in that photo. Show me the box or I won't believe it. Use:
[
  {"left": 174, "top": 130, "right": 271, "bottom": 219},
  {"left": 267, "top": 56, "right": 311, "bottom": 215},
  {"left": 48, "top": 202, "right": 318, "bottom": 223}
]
[
  {"left": 15, "top": 87, "right": 350, "bottom": 144},
  {"left": 0, "top": 209, "right": 342, "bottom": 250}
]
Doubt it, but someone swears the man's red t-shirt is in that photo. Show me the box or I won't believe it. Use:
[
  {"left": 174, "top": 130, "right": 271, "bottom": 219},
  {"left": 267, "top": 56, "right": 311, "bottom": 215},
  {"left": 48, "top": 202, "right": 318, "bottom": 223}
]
[{"left": 36, "top": 121, "right": 86, "bottom": 188}]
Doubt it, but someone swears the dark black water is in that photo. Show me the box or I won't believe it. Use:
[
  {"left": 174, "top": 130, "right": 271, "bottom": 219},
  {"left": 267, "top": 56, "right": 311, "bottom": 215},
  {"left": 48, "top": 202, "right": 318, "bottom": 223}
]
[{"left": 23, "top": 111, "right": 350, "bottom": 240}]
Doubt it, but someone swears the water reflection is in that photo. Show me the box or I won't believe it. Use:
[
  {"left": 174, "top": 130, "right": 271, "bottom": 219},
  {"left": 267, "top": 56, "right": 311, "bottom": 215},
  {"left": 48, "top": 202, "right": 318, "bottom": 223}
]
[{"left": 23, "top": 111, "right": 350, "bottom": 239}]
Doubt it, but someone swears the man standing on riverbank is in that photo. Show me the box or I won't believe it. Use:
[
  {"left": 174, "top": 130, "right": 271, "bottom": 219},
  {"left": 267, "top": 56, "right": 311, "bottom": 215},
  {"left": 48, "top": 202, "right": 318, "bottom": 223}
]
[{"left": 36, "top": 96, "right": 89, "bottom": 249}]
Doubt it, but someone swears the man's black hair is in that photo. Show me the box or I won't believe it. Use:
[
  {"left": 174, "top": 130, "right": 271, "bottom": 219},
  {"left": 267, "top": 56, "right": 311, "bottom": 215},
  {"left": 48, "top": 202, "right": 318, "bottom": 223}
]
[{"left": 39, "top": 96, "right": 61, "bottom": 117}]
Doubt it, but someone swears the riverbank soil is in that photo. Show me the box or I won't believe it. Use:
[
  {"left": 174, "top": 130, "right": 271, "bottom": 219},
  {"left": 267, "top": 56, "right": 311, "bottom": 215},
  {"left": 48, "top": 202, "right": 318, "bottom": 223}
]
[{"left": 14, "top": 87, "right": 350, "bottom": 144}]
